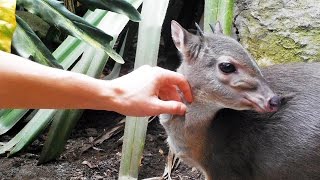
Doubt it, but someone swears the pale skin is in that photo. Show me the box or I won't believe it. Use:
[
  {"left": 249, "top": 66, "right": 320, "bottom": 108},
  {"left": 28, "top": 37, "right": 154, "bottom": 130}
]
[{"left": 0, "top": 51, "right": 193, "bottom": 116}]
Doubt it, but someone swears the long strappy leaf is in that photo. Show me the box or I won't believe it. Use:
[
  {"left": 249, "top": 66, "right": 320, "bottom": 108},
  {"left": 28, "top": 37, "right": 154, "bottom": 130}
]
[
  {"left": 77, "top": 0, "right": 141, "bottom": 22},
  {"left": 17, "top": 0, "right": 124, "bottom": 63},
  {"left": 12, "top": 15, "right": 63, "bottom": 68}
]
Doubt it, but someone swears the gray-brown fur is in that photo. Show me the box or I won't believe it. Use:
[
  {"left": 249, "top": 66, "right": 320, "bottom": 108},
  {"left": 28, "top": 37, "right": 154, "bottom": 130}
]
[{"left": 160, "top": 21, "right": 320, "bottom": 180}]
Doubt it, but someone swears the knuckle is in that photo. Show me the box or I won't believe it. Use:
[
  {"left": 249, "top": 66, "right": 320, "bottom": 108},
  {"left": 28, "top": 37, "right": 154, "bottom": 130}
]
[{"left": 172, "top": 103, "right": 184, "bottom": 115}]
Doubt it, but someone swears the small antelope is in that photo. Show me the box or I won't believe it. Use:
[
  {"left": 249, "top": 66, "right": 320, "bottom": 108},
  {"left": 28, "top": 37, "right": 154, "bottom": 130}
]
[{"left": 160, "top": 20, "right": 320, "bottom": 180}]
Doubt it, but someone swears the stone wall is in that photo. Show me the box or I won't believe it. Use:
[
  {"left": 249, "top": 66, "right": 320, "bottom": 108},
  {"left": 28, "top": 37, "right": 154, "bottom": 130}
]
[{"left": 235, "top": 0, "right": 320, "bottom": 66}]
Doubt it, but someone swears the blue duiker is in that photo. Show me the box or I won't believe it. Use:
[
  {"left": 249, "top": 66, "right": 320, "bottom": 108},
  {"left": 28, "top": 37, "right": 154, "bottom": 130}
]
[{"left": 160, "top": 20, "right": 320, "bottom": 180}]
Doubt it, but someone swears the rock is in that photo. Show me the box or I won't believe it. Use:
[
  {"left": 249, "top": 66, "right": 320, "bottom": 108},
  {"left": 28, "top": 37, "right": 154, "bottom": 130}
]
[{"left": 235, "top": 0, "right": 320, "bottom": 65}]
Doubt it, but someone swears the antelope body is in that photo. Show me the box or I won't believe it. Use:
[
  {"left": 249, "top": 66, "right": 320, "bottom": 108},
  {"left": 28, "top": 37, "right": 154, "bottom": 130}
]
[{"left": 160, "top": 21, "right": 320, "bottom": 180}]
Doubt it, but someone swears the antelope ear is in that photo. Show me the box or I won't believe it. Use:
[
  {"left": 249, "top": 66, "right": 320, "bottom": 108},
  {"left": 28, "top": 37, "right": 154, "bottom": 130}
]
[
  {"left": 210, "top": 21, "right": 223, "bottom": 34},
  {"left": 171, "top": 20, "right": 200, "bottom": 53},
  {"left": 171, "top": 20, "right": 186, "bottom": 52}
]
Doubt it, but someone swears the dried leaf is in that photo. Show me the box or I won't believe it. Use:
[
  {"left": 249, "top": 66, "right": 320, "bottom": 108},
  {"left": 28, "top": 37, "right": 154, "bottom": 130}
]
[
  {"left": 82, "top": 160, "right": 97, "bottom": 169},
  {"left": 80, "top": 118, "right": 125, "bottom": 153}
]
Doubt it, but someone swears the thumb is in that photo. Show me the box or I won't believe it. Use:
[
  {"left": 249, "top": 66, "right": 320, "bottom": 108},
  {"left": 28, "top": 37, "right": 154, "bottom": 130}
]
[{"left": 153, "top": 99, "right": 187, "bottom": 115}]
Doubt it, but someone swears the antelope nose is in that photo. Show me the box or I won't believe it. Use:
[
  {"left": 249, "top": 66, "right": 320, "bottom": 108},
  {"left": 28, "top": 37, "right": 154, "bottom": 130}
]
[{"left": 267, "top": 95, "right": 282, "bottom": 112}]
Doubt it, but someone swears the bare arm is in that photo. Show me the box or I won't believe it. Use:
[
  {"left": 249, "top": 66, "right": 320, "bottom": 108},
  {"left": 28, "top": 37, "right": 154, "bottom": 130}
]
[{"left": 0, "top": 51, "right": 192, "bottom": 116}]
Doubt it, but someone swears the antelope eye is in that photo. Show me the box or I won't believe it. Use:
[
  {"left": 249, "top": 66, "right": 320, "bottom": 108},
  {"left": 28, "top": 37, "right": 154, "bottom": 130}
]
[{"left": 218, "top": 62, "right": 236, "bottom": 74}]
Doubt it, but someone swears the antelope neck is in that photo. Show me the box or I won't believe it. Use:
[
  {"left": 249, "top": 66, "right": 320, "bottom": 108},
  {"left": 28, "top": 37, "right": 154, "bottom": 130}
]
[{"left": 185, "top": 94, "right": 222, "bottom": 124}]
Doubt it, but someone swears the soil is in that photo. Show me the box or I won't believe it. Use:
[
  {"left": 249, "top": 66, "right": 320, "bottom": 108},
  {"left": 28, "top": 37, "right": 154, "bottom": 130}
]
[{"left": 0, "top": 110, "right": 204, "bottom": 180}]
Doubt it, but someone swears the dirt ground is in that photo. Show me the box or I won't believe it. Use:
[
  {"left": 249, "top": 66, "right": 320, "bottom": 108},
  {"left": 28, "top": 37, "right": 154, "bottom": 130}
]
[{"left": 0, "top": 110, "right": 204, "bottom": 180}]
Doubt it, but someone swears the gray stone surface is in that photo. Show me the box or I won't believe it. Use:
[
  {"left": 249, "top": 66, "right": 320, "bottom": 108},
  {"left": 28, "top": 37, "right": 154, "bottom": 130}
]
[{"left": 235, "top": 0, "right": 320, "bottom": 65}]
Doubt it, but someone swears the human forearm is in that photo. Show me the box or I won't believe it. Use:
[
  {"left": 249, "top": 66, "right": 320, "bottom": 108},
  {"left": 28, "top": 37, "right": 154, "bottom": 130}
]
[
  {"left": 0, "top": 51, "right": 112, "bottom": 110},
  {"left": 0, "top": 51, "right": 192, "bottom": 116}
]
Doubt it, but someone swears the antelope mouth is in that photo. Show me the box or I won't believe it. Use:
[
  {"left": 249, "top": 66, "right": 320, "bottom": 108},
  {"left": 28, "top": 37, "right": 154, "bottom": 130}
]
[{"left": 243, "top": 97, "right": 271, "bottom": 113}]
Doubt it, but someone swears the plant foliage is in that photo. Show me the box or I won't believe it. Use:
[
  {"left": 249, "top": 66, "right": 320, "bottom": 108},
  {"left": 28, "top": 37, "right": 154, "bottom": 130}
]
[
  {"left": 17, "top": 0, "right": 124, "bottom": 63},
  {"left": 0, "top": 0, "right": 17, "bottom": 52},
  {"left": 0, "top": 0, "right": 142, "bottom": 163}
]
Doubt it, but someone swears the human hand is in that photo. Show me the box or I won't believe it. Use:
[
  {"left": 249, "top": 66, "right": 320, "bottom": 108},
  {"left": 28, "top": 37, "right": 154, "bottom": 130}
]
[{"left": 108, "top": 65, "right": 193, "bottom": 116}]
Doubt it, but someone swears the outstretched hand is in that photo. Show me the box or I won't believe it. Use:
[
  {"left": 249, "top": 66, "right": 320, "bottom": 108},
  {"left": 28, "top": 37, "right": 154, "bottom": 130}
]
[
  {"left": 0, "top": 51, "right": 192, "bottom": 116},
  {"left": 108, "top": 65, "right": 193, "bottom": 116}
]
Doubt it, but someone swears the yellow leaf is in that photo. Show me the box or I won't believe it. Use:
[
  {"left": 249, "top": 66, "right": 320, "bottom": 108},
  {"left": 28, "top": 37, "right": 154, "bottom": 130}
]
[{"left": 0, "top": 0, "right": 17, "bottom": 53}]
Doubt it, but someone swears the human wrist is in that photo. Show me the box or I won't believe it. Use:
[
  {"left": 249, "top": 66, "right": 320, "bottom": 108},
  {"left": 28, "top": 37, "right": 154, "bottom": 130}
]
[{"left": 94, "top": 79, "right": 128, "bottom": 113}]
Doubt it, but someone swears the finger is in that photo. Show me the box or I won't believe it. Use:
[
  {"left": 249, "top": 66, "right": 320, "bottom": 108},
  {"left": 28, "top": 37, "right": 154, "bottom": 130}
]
[
  {"left": 152, "top": 98, "right": 187, "bottom": 115},
  {"left": 157, "top": 68, "right": 193, "bottom": 103},
  {"left": 159, "top": 85, "right": 182, "bottom": 102}
]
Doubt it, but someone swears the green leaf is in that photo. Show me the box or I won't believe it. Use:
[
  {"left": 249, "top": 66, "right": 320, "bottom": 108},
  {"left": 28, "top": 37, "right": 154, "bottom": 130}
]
[
  {"left": 17, "top": 0, "right": 124, "bottom": 63},
  {"left": 38, "top": 109, "right": 83, "bottom": 164},
  {"left": 77, "top": 0, "right": 141, "bottom": 22},
  {"left": 12, "top": 15, "right": 63, "bottom": 69},
  {"left": 0, "top": 109, "right": 56, "bottom": 155},
  {"left": 0, "top": 0, "right": 17, "bottom": 52},
  {"left": 53, "top": 10, "right": 107, "bottom": 67},
  {"left": 0, "top": 109, "right": 8, "bottom": 117},
  {"left": 0, "top": 109, "right": 29, "bottom": 135}
]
